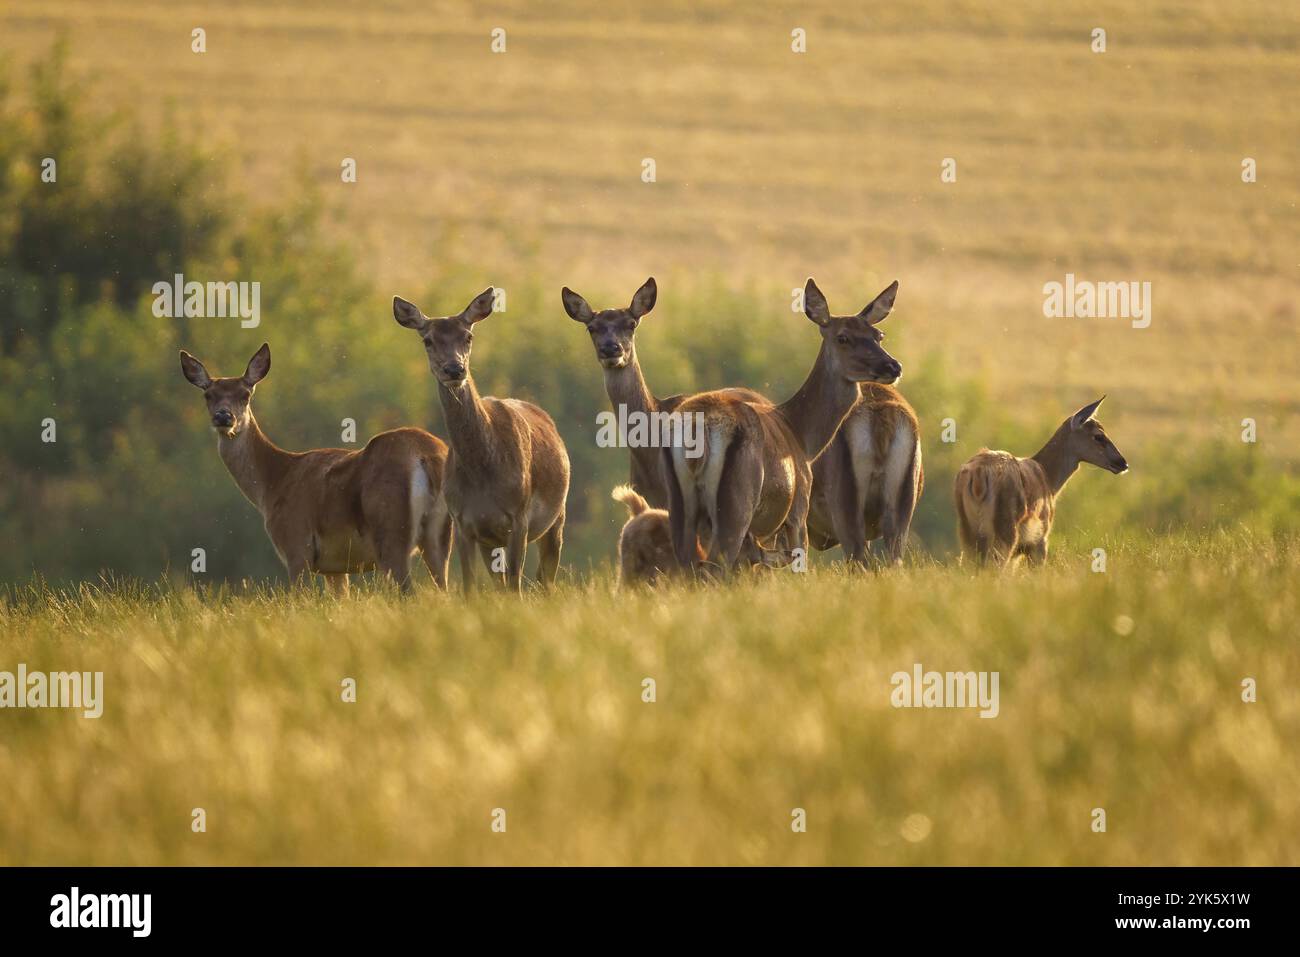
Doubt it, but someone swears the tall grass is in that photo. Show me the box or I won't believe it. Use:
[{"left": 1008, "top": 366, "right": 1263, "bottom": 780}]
[{"left": 1, "top": 530, "right": 1296, "bottom": 865}]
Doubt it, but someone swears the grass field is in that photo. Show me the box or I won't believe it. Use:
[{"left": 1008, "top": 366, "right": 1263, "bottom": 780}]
[
  {"left": 2, "top": 2, "right": 1297, "bottom": 867},
  {"left": 2, "top": 531, "right": 1296, "bottom": 866}
]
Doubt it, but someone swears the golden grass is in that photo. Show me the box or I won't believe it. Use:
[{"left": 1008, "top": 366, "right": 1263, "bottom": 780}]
[{"left": 2, "top": 532, "right": 1296, "bottom": 865}]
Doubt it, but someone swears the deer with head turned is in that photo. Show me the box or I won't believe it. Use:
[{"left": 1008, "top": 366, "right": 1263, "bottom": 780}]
[
  {"left": 806, "top": 381, "right": 924, "bottom": 568},
  {"left": 954, "top": 396, "right": 1128, "bottom": 567},
  {"left": 179, "top": 343, "right": 452, "bottom": 593},
  {"left": 394, "top": 289, "right": 570, "bottom": 594},
  {"left": 665, "top": 279, "right": 904, "bottom": 575}
]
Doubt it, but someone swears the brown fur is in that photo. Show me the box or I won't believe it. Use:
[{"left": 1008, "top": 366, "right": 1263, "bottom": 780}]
[
  {"left": 954, "top": 397, "right": 1128, "bottom": 568},
  {"left": 179, "top": 344, "right": 452, "bottom": 592},
  {"left": 611, "top": 484, "right": 703, "bottom": 587},
  {"left": 395, "top": 290, "right": 570, "bottom": 594},
  {"left": 566, "top": 279, "right": 784, "bottom": 570},
  {"left": 807, "top": 382, "right": 924, "bottom": 567},
  {"left": 665, "top": 279, "right": 905, "bottom": 576}
]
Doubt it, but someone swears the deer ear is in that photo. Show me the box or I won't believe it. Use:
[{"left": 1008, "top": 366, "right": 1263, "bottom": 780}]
[
  {"left": 179, "top": 350, "right": 212, "bottom": 389},
  {"left": 629, "top": 277, "right": 657, "bottom": 319},
  {"left": 463, "top": 287, "right": 496, "bottom": 325},
  {"left": 860, "top": 280, "right": 899, "bottom": 325},
  {"left": 803, "top": 278, "right": 831, "bottom": 326},
  {"left": 562, "top": 286, "right": 594, "bottom": 323},
  {"left": 393, "top": 296, "right": 428, "bottom": 331},
  {"left": 244, "top": 343, "right": 271, "bottom": 385},
  {"left": 1070, "top": 395, "right": 1106, "bottom": 430}
]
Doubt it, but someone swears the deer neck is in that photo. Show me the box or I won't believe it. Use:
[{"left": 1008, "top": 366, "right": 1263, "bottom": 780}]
[
  {"left": 602, "top": 345, "right": 657, "bottom": 417},
  {"left": 1031, "top": 424, "right": 1080, "bottom": 498},
  {"left": 216, "top": 413, "right": 295, "bottom": 513},
  {"left": 777, "top": 341, "right": 862, "bottom": 460},
  {"left": 438, "top": 374, "right": 498, "bottom": 471}
]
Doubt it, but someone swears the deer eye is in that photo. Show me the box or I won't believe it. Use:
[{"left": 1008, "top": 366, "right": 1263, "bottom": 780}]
[
  {"left": 836, "top": 334, "right": 850, "bottom": 345},
  {"left": 1094, "top": 435, "right": 1106, "bottom": 444}
]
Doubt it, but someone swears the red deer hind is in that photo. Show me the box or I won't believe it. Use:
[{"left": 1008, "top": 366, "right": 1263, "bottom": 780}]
[
  {"left": 394, "top": 289, "right": 570, "bottom": 594},
  {"left": 954, "top": 396, "right": 1128, "bottom": 567},
  {"left": 665, "top": 279, "right": 904, "bottom": 575},
  {"left": 179, "top": 343, "right": 452, "bottom": 593}
]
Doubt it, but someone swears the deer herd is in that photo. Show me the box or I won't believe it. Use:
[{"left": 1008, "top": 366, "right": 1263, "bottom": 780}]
[{"left": 179, "top": 278, "right": 1128, "bottom": 594}]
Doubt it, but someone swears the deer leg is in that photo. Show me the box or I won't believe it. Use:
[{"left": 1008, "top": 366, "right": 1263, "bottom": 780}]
[
  {"left": 829, "top": 476, "right": 867, "bottom": 569},
  {"left": 420, "top": 509, "right": 454, "bottom": 589},
  {"left": 477, "top": 541, "right": 506, "bottom": 589},
  {"left": 956, "top": 507, "right": 977, "bottom": 566},
  {"left": 324, "top": 573, "right": 349, "bottom": 598},
  {"left": 456, "top": 523, "right": 478, "bottom": 594},
  {"left": 710, "top": 491, "right": 755, "bottom": 579},
  {"left": 378, "top": 550, "right": 414, "bottom": 594},
  {"left": 285, "top": 554, "right": 312, "bottom": 588},
  {"left": 535, "top": 512, "right": 563, "bottom": 589},
  {"left": 503, "top": 520, "right": 529, "bottom": 595},
  {"left": 665, "top": 452, "right": 700, "bottom": 574},
  {"left": 992, "top": 497, "right": 1022, "bottom": 570}
]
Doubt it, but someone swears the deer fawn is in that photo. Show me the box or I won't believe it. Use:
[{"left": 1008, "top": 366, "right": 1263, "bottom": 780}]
[
  {"left": 954, "top": 396, "right": 1128, "bottom": 567},
  {"left": 665, "top": 279, "right": 904, "bottom": 575},
  {"left": 394, "top": 289, "right": 570, "bottom": 594},
  {"left": 179, "top": 343, "right": 452, "bottom": 593},
  {"left": 807, "top": 384, "right": 924, "bottom": 568},
  {"left": 610, "top": 485, "right": 704, "bottom": 587}
]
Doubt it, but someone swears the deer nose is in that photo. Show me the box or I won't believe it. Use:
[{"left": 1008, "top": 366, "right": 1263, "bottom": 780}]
[
  {"left": 442, "top": 362, "right": 465, "bottom": 380},
  {"left": 882, "top": 359, "right": 902, "bottom": 379},
  {"left": 598, "top": 344, "right": 622, "bottom": 359},
  {"left": 212, "top": 410, "right": 234, "bottom": 427}
]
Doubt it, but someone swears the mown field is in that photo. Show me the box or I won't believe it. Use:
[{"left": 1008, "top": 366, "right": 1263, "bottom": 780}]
[
  {"left": 1, "top": 531, "right": 1296, "bottom": 866},
  {"left": 3, "top": 0, "right": 1299, "bottom": 450}
]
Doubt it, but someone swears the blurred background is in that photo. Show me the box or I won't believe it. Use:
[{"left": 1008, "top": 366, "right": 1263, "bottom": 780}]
[{"left": 1, "top": 1, "right": 1297, "bottom": 585}]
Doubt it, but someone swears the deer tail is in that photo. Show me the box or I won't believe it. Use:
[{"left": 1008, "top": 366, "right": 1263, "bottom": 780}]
[{"left": 611, "top": 484, "right": 650, "bottom": 517}]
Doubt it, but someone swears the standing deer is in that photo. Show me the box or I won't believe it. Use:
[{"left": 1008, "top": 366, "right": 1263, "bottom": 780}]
[
  {"left": 564, "top": 277, "right": 775, "bottom": 577},
  {"left": 179, "top": 343, "right": 452, "bottom": 593},
  {"left": 562, "top": 277, "right": 771, "bottom": 507},
  {"left": 806, "top": 384, "right": 924, "bottom": 568},
  {"left": 665, "top": 279, "right": 904, "bottom": 575},
  {"left": 394, "top": 289, "right": 570, "bottom": 594},
  {"left": 954, "top": 396, "right": 1128, "bottom": 567}
]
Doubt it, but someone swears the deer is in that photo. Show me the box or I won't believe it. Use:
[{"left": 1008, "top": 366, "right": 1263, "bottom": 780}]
[
  {"left": 178, "top": 343, "right": 452, "bottom": 593},
  {"left": 610, "top": 484, "right": 705, "bottom": 587},
  {"left": 954, "top": 396, "right": 1128, "bottom": 568},
  {"left": 664, "top": 279, "right": 905, "bottom": 576},
  {"left": 393, "top": 288, "right": 570, "bottom": 595},
  {"left": 566, "top": 278, "right": 920, "bottom": 574},
  {"left": 562, "top": 277, "right": 772, "bottom": 507},
  {"left": 806, "top": 383, "right": 924, "bottom": 568},
  {"left": 563, "top": 277, "right": 778, "bottom": 577}
]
